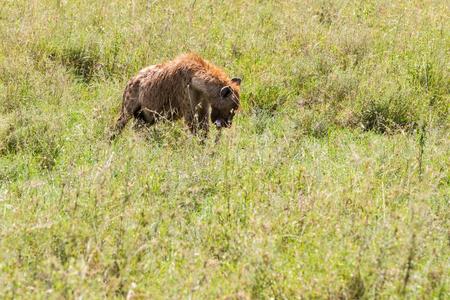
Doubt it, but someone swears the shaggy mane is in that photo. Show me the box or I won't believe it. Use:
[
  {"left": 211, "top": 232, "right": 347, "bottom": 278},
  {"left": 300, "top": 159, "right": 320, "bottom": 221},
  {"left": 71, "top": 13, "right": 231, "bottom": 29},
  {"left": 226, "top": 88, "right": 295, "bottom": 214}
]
[{"left": 173, "top": 53, "right": 232, "bottom": 87}]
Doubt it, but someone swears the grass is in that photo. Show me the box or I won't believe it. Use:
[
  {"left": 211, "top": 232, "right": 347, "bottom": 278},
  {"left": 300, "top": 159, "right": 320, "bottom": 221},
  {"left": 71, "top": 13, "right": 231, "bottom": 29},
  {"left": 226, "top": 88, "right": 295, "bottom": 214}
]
[{"left": 0, "top": 0, "right": 449, "bottom": 298}]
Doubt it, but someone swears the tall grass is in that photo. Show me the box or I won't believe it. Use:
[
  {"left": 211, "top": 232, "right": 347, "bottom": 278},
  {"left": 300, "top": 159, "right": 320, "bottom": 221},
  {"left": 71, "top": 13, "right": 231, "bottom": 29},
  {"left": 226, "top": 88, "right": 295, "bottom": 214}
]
[{"left": 0, "top": 0, "right": 449, "bottom": 298}]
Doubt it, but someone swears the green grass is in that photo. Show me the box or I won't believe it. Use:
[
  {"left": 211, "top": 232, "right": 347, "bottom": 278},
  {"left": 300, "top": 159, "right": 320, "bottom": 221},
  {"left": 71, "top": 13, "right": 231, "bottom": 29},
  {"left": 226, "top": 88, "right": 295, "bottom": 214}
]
[{"left": 0, "top": 0, "right": 449, "bottom": 298}]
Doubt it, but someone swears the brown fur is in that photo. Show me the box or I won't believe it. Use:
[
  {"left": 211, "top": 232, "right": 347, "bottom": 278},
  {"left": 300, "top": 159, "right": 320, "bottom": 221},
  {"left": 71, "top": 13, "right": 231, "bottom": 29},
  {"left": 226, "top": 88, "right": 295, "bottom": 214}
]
[{"left": 111, "top": 53, "right": 241, "bottom": 139}]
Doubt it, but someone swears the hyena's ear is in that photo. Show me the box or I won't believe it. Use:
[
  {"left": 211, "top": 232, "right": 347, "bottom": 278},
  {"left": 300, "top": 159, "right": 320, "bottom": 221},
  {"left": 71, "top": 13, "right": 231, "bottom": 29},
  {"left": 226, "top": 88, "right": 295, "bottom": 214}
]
[
  {"left": 231, "top": 77, "right": 242, "bottom": 86},
  {"left": 220, "top": 86, "right": 232, "bottom": 98}
]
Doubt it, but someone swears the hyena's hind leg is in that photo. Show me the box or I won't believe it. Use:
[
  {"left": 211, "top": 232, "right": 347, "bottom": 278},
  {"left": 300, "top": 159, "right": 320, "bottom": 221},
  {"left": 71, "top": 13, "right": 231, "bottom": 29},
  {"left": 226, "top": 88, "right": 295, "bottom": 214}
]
[{"left": 133, "top": 108, "right": 158, "bottom": 130}]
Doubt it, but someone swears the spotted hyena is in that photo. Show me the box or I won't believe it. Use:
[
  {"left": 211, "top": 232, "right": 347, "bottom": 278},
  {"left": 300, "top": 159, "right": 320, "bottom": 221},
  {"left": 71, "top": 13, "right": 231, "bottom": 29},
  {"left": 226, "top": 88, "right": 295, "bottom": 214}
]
[{"left": 111, "top": 53, "right": 241, "bottom": 139}]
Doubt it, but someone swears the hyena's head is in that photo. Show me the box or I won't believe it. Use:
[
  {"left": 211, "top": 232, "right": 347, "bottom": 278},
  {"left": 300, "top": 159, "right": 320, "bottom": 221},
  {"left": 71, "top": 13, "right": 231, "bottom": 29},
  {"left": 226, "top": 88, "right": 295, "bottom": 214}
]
[{"left": 211, "top": 77, "right": 242, "bottom": 129}]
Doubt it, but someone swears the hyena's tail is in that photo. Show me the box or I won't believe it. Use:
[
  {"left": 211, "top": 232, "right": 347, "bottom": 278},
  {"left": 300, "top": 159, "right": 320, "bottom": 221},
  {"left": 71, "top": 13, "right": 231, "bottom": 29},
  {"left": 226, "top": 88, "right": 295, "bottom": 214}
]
[
  {"left": 110, "top": 80, "right": 142, "bottom": 141},
  {"left": 109, "top": 108, "right": 134, "bottom": 141}
]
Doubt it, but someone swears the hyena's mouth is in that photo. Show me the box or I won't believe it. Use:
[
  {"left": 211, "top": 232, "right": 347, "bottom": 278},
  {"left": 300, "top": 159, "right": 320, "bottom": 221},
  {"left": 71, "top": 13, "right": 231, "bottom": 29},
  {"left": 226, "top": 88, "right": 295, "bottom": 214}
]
[{"left": 214, "top": 119, "right": 231, "bottom": 129}]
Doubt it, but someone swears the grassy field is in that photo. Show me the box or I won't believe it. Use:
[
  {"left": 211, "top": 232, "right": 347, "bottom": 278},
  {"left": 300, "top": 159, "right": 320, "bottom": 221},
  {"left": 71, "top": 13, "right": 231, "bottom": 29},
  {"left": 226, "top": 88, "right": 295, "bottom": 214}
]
[{"left": 0, "top": 0, "right": 449, "bottom": 298}]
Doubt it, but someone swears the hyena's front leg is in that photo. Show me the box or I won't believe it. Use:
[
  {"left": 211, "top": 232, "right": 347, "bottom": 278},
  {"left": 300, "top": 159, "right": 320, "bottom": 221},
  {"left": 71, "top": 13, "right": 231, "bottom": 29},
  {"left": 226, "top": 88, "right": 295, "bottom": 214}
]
[
  {"left": 186, "top": 104, "right": 209, "bottom": 140},
  {"left": 197, "top": 112, "right": 210, "bottom": 141}
]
